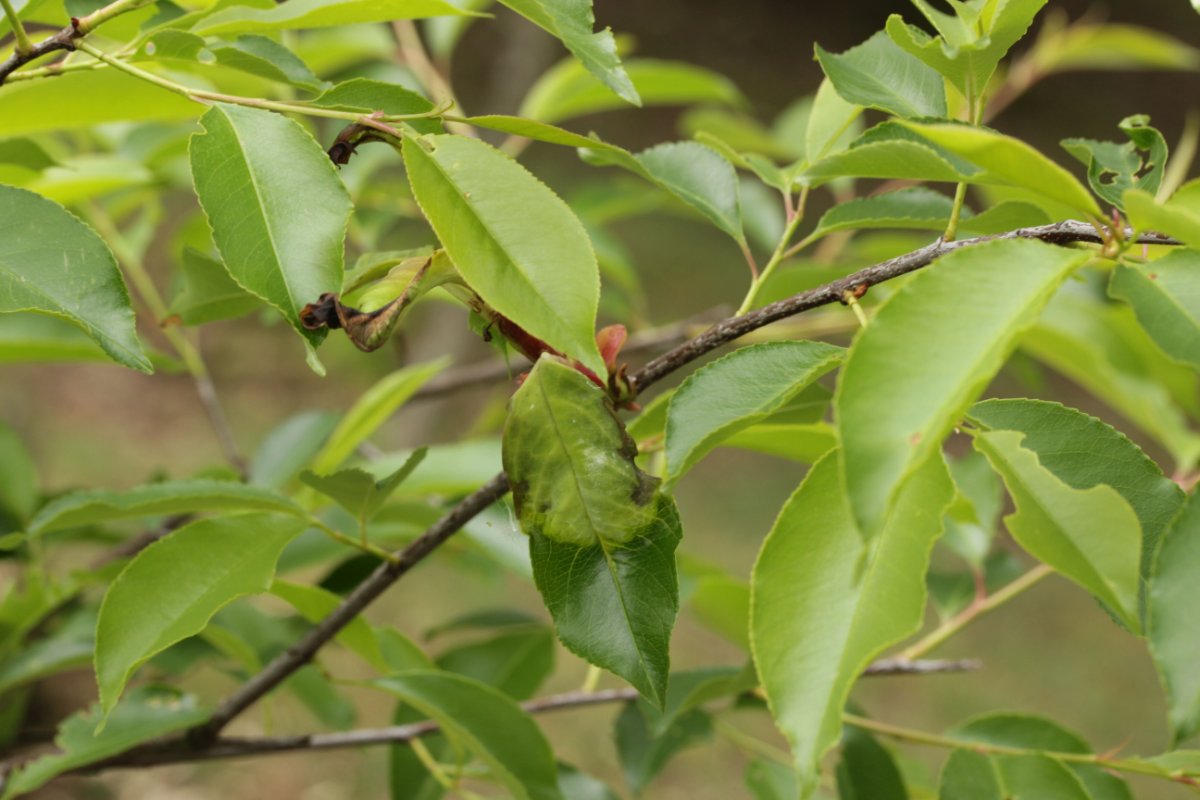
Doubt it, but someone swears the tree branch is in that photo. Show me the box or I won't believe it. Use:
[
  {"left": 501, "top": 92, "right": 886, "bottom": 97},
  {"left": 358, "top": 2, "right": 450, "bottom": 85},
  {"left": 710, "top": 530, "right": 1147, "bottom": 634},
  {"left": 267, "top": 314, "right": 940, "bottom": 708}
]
[
  {"left": 0, "top": 0, "right": 150, "bottom": 84},
  {"left": 188, "top": 221, "right": 1172, "bottom": 745}
]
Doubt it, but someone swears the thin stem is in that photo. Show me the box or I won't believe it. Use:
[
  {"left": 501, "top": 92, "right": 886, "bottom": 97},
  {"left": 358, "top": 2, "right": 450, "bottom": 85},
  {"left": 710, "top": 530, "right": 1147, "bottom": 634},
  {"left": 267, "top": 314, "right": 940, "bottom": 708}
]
[
  {"left": 898, "top": 564, "right": 1054, "bottom": 661},
  {"left": 73, "top": 42, "right": 447, "bottom": 124},
  {"left": 736, "top": 187, "right": 811, "bottom": 316},
  {"left": 393, "top": 19, "right": 475, "bottom": 138},
  {"left": 408, "top": 738, "right": 456, "bottom": 790},
  {"left": 712, "top": 717, "right": 792, "bottom": 765},
  {"left": 580, "top": 664, "right": 602, "bottom": 693},
  {"left": 843, "top": 291, "right": 869, "bottom": 328},
  {"left": 843, "top": 713, "right": 1199, "bottom": 785},
  {"left": 308, "top": 517, "right": 399, "bottom": 565},
  {"left": 74, "top": 0, "right": 152, "bottom": 34},
  {"left": 1, "top": 0, "right": 34, "bottom": 57},
  {"left": 943, "top": 181, "right": 969, "bottom": 242},
  {"left": 83, "top": 204, "right": 247, "bottom": 474}
]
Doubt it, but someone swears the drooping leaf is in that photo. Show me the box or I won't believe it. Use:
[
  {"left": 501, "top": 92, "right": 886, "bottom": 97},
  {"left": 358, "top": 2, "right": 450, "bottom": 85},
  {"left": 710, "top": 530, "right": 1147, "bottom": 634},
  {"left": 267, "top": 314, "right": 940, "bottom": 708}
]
[
  {"left": 900, "top": 121, "right": 1103, "bottom": 218},
  {"left": 497, "top": 0, "right": 639, "bottom": 107},
  {"left": 0, "top": 687, "right": 210, "bottom": 798},
  {"left": 520, "top": 57, "right": 741, "bottom": 124},
  {"left": 167, "top": 247, "right": 262, "bottom": 325},
  {"left": 1151, "top": 492, "right": 1200, "bottom": 743},
  {"left": 615, "top": 701, "right": 712, "bottom": 794},
  {"left": 1062, "top": 115, "right": 1167, "bottom": 210},
  {"left": 1108, "top": 249, "right": 1200, "bottom": 370},
  {"left": 373, "top": 671, "right": 564, "bottom": 800},
  {"left": 0, "top": 185, "right": 150, "bottom": 373},
  {"left": 503, "top": 357, "right": 679, "bottom": 707},
  {"left": 95, "top": 513, "right": 308, "bottom": 715},
  {"left": 190, "top": 104, "right": 352, "bottom": 362},
  {"left": 403, "top": 134, "right": 603, "bottom": 374},
  {"left": 195, "top": 0, "right": 475, "bottom": 35},
  {"left": 967, "top": 398, "right": 1185, "bottom": 585},
  {"left": 971, "top": 429, "right": 1142, "bottom": 631},
  {"left": 664, "top": 341, "right": 843, "bottom": 485},
  {"left": 309, "top": 358, "right": 448, "bottom": 474},
  {"left": 835, "top": 725, "right": 908, "bottom": 800},
  {"left": 815, "top": 30, "right": 947, "bottom": 119},
  {"left": 751, "top": 450, "right": 953, "bottom": 796},
  {"left": 836, "top": 238, "right": 1089, "bottom": 538},
  {"left": 28, "top": 479, "right": 303, "bottom": 537}
]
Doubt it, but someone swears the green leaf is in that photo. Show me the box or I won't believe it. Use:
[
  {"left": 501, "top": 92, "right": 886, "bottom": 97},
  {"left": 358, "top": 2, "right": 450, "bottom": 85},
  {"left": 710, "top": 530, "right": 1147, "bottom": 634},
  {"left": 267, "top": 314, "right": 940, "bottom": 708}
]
[
  {"left": 812, "top": 187, "right": 959, "bottom": 238},
  {"left": 0, "top": 312, "right": 119, "bottom": 365},
  {"left": 270, "top": 580, "right": 388, "bottom": 671},
  {"left": 938, "top": 749, "right": 1004, "bottom": 800},
  {"left": 0, "top": 608, "right": 94, "bottom": 696},
  {"left": 746, "top": 759, "right": 800, "bottom": 800},
  {"left": 1109, "top": 250, "right": 1200, "bottom": 370},
  {"left": 0, "top": 422, "right": 37, "bottom": 523},
  {"left": 835, "top": 726, "right": 907, "bottom": 800},
  {"left": 0, "top": 185, "right": 150, "bottom": 373},
  {"left": 497, "top": 0, "right": 638, "bottom": 107},
  {"left": 1151, "top": 492, "right": 1200, "bottom": 743},
  {"left": 1125, "top": 182, "right": 1200, "bottom": 246},
  {"left": 899, "top": 121, "right": 1103, "bottom": 218},
  {"left": 311, "top": 78, "right": 440, "bottom": 135},
  {"left": 309, "top": 359, "right": 448, "bottom": 473},
  {"left": 520, "top": 57, "right": 740, "bottom": 124},
  {"left": 207, "top": 35, "right": 325, "bottom": 90},
  {"left": 615, "top": 702, "right": 712, "bottom": 794},
  {"left": 805, "top": 78, "right": 863, "bottom": 164},
  {"left": 189, "top": 104, "right": 352, "bottom": 358},
  {"left": 956, "top": 200, "right": 1051, "bottom": 236},
  {"left": 95, "top": 513, "right": 307, "bottom": 715},
  {"left": 836, "top": 238, "right": 1088, "bottom": 538},
  {"left": 28, "top": 479, "right": 303, "bottom": 536},
  {"left": 815, "top": 30, "right": 947, "bottom": 119},
  {"left": 967, "top": 398, "right": 1185, "bottom": 585},
  {"left": 168, "top": 247, "right": 262, "bottom": 325},
  {"left": 1062, "top": 115, "right": 1167, "bottom": 211},
  {"left": 885, "top": 0, "right": 1046, "bottom": 99},
  {"left": 1021, "top": 284, "right": 1200, "bottom": 469},
  {"left": 0, "top": 71, "right": 200, "bottom": 136},
  {"left": 372, "top": 671, "right": 564, "bottom": 800},
  {"left": 664, "top": 341, "right": 843, "bottom": 485},
  {"left": 751, "top": 450, "right": 953, "bottom": 796},
  {"left": 941, "top": 450, "right": 1004, "bottom": 567},
  {"left": 437, "top": 627, "right": 555, "bottom": 700},
  {"left": 720, "top": 422, "right": 838, "bottom": 465},
  {"left": 0, "top": 137, "right": 56, "bottom": 171},
  {"left": 952, "top": 713, "right": 1131, "bottom": 800},
  {"left": 403, "top": 134, "right": 603, "bottom": 374},
  {"left": 503, "top": 357, "right": 680, "bottom": 706},
  {"left": 803, "top": 121, "right": 980, "bottom": 187},
  {"left": 1040, "top": 23, "right": 1200, "bottom": 72},
  {"left": 0, "top": 687, "right": 210, "bottom": 798},
  {"left": 195, "top": 0, "right": 474, "bottom": 35},
  {"left": 250, "top": 411, "right": 338, "bottom": 490},
  {"left": 971, "top": 429, "right": 1142, "bottom": 631},
  {"left": 301, "top": 449, "right": 425, "bottom": 526}
]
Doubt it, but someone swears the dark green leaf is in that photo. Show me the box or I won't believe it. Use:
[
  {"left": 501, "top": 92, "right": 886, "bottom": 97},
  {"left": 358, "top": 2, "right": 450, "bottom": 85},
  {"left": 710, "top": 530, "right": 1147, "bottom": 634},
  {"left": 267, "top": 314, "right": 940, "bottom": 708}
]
[
  {"left": 168, "top": 247, "right": 262, "bottom": 325},
  {"left": 503, "top": 357, "right": 679, "bottom": 706},
  {"left": 1062, "top": 115, "right": 1167, "bottom": 210},
  {"left": 0, "top": 422, "right": 37, "bottom": 523},
  {"left": 938, "top": 749, "right": 1003, "bottom": 800},
  {"left": 836, "top": 726, "right": 907, "bottom": 800},
  {"left": 373, "top": 671, "right": 564, "bottom": 800},
  {"left": 615, "top": 702, "right": 712, "bottom": 795},
  {"left": 437, "top": 627, "right": 555, "bottom": 700},
  {"left": 301, "top": 448, "right": 426, "bottom": 525},
  {"left": 209, "top": 35, "right": 325, "bottom": 90},
  {"left": 1151, "top": 492, "right": 1200, "bottom": 743}
]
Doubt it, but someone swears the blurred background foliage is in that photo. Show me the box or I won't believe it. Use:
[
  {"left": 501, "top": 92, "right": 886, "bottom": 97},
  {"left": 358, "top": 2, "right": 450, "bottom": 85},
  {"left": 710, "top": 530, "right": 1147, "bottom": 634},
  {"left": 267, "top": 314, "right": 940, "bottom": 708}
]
[{"left": 3, "top": 0, "right": 1200, "bottom": 797}]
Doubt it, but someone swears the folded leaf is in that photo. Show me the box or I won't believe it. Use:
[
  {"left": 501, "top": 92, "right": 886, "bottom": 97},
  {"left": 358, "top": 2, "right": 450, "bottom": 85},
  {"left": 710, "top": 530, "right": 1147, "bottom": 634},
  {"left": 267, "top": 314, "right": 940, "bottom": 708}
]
[{"left": 0, "top": 185, "right": 150, "bottom": 373}]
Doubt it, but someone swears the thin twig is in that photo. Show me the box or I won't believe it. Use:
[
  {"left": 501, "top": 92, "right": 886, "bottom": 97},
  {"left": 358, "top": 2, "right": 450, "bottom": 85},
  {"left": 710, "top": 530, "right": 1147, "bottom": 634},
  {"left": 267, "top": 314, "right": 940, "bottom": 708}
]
[{"left": 0, "top": 0, "right": 150, "bottom": 84}]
